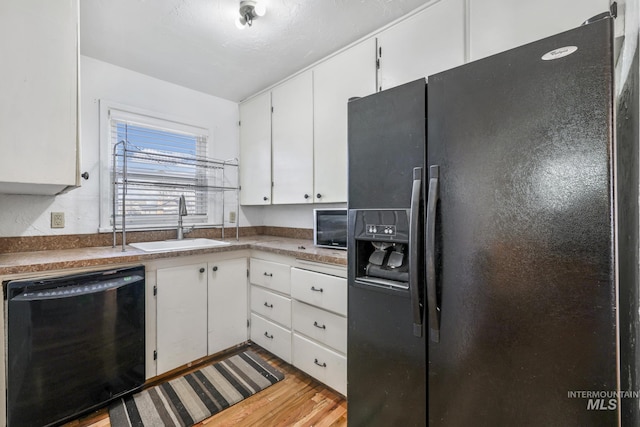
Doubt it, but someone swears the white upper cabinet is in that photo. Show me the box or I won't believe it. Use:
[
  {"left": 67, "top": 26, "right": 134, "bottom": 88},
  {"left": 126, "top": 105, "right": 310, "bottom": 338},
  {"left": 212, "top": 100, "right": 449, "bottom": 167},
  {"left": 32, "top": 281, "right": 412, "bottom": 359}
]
[
  {"left": 377, "top": 0, "right": 466, "bottom": 91},
  {"left": 0, "top": 0, "right": 79, "bottom": 195},
  {"left": 313, "top": 39, "right": 377, "bottom": 203},
  {"left": 469, "top": 0, "right": 611, "bottom": 61},
  {"left": 239, "top": 91, "right": 272, "bottom": 205},
  {"left": 271, "top": 71, "right": 314, "bottom": 204}
]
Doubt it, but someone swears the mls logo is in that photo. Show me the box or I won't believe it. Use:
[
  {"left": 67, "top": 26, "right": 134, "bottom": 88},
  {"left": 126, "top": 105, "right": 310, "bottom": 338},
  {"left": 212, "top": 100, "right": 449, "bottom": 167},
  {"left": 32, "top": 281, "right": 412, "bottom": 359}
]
[{"left": 587, "top": 399, "right": 617, "bottom": 410}]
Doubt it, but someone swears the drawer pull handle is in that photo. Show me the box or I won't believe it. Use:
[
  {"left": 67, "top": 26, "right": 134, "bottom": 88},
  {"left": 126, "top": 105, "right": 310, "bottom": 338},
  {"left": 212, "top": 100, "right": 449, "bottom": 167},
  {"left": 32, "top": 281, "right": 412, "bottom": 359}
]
[
  {"left": 264, "top": 302, "right": 274, "bottom": 308},
  {"left": 264, "top": 272, "right": 273, "bottom": 277},
  {"left": 264, "top": 332, "right": 274, "bottom": 339},
  {"left": 313, "top": 321, "right": 326, "bottom": 330},
  {"left": 311, "top": 286, "right": 324, "bottom": 293},
  {"left": 314, "top": 359, "right": 327, "bottom": 368}
]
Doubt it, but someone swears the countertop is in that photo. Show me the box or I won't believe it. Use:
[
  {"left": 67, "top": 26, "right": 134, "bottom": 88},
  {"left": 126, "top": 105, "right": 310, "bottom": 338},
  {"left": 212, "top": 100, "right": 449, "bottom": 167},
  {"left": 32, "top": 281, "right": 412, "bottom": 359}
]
[{"left": 0, "top": 236, "right": 347, "bottom": 276}]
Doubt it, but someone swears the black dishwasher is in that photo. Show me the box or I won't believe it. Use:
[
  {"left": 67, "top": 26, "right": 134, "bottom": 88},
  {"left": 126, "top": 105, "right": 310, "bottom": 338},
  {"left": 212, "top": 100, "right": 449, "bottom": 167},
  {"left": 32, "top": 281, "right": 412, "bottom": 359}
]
[{"left": 6, "top": 265, "right": 146, "bottom": 427}]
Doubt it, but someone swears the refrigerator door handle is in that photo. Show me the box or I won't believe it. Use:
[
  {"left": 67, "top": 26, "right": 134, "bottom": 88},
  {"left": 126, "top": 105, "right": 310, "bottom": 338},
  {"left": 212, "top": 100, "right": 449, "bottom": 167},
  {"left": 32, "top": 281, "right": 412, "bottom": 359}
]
[
  {"left": 426, "top": 165, "right": 441, "bottom": 343},
  {"left": 409, "top": 167, "right": 423, "bottom": 337}
]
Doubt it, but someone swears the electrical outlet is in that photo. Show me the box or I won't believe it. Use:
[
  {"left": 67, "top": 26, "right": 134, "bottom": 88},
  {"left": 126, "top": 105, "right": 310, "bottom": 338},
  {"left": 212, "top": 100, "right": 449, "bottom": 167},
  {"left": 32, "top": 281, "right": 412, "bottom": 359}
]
[
  {"left": 229, "top": 211, "right": 236, "bottom": 223},
  {"left": 51, "top": 212, "right": 65, "bottom": 229}
]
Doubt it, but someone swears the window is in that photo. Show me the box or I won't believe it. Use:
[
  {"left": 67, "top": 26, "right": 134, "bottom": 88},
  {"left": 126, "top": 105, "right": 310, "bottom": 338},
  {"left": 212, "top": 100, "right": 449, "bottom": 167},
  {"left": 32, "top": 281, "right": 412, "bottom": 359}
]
[{"left": 100, "top": 102, "right": 214, "bottom": 231}]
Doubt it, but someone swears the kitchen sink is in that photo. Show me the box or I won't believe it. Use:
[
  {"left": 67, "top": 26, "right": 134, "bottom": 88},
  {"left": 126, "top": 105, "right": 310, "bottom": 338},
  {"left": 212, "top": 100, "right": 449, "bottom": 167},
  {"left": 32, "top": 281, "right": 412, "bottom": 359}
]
[{"left": 129, "top": 238, "right": 231, "bottom": 253}]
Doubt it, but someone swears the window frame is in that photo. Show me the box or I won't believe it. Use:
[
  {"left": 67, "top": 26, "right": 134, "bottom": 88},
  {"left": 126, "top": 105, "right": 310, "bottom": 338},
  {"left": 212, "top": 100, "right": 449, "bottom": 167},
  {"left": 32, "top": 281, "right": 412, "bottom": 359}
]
[{"left": 98, "top": 100, "right": 215, "bottom": 232}]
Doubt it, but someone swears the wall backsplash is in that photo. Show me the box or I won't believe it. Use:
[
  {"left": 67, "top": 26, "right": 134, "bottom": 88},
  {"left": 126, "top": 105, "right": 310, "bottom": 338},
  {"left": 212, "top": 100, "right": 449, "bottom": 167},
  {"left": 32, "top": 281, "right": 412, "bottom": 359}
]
[{"left": 0, "top": 226, "right": 313, "bottom": 254}]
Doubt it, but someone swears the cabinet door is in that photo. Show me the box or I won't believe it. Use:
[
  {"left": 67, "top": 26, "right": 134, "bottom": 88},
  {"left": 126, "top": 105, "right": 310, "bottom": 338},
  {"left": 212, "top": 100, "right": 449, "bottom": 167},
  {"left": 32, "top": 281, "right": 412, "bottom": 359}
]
[
  {"left": 469, "top": 0, "right": 609, "bottom": 61},
  {"left": 208, "top": 258, "right": 248, "bottom": 355},
  {"left": 240, "top": 91, "right": 272, "bottom": 205},
  {"left": 313, "top": 39, "right": 376, "bottom": 203},
  {"left": 156, "top": 263, "right": 208, "bottom": 374},
  {"left": 0, "top": 0, "right": 79, "bottom": 195},
  {"left": 272, "top": 71, "right": 314, "bottom": 204},
  {"left": 377, "top": 0, "right": 465, "bottom": 91}
]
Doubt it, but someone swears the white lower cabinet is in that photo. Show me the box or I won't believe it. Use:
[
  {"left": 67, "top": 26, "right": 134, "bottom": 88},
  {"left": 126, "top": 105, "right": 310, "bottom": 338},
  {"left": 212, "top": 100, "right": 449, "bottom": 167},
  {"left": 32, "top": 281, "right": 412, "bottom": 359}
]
[
  {"left": 208, "top": 258, "right": 249, "bottom": 355},
  {"left": 250, "top": 313, "right": 292, "bottom": 363},
  {"left": 290, "top": 268, "right": 347, "bottom": 316},
  {"left": 249, "top": 256, "right": 293, "bottom": 363},
  {"left": 290, "top": 265, "right": 347, "bottom": 395},
  {"left": 250, "top": 258, "right": 291, "bottom": 294},
  {"left": 154, "top": 255, "right": 249, "bottom": 376},
  {"left": 156, "top": 262, "right": 209, "bottom": 374},
  {"left": 293, "top": 334, "right": 347, "bottom": 396},
  {"left": 251, "top": 285, "right": 292, "bottom": 328},
  {"left": 292, "top": 300, "right": 346, "bottom": 354},
  {"left": 247, "top": 256, "right": 348, "bottom": 394}
]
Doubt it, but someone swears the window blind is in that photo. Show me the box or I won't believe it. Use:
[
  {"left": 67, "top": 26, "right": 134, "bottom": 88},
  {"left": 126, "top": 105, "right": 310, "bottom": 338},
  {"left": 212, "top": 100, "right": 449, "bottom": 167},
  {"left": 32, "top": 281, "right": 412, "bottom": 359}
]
[{"left": 111, "top": 120, "right": 211, "bottom": 229}]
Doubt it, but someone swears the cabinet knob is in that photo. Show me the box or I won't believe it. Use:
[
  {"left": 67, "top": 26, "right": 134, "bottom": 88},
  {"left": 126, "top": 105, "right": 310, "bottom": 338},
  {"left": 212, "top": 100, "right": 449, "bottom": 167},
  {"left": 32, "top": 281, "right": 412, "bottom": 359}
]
[
  {"left": 304, "top": 194, "right": 310, "bottom": 199},
  {"left": 199, "top": 268, "right": 205, "bottom": 273},
  {"left": 263, "top": 196, "right": 269, "bottom": 201},
  {"left": 316, "top": 193, "right": 322, "bottom": 199},
  {"left": 212, "top": 266, "right": 218, "bottom": 272}
]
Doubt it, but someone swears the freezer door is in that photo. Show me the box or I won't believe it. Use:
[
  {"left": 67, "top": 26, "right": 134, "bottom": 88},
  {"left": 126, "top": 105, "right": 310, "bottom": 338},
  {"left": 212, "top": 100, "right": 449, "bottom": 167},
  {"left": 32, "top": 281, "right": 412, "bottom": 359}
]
[
  {"left": 427, "top": 18, "right": 617, "bottom": 426},
  {"left": 347, "top": 78, "right": 426, "bottom": 209}
]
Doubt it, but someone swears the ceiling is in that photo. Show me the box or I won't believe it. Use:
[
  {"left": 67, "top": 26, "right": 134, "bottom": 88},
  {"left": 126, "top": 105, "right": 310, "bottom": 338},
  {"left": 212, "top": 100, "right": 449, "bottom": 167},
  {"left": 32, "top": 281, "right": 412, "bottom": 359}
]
[{"left": 80, "top": 0, "right": 428, "bottom": 102}]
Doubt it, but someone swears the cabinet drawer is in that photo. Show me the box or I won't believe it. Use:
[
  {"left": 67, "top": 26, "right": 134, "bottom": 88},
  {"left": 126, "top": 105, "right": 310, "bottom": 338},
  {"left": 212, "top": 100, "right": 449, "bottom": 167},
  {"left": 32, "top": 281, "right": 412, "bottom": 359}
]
[
  {"left": 293, "top": 333, "right": 346, "bottom": 396},
  {"left": 250, "top": 258, "right": 291, "bottom": 295},
  {"left": 250, "top": 313, "right": 291, "bottom": 363},
  {"left": 291, "top": 268, "right": 347, "bottom": 315},
  {"left": 251, "top": 286, "right": 291, "bottom": 328},
  {"left": 292, "top": 300, "right": 346, "bottom": 353}
]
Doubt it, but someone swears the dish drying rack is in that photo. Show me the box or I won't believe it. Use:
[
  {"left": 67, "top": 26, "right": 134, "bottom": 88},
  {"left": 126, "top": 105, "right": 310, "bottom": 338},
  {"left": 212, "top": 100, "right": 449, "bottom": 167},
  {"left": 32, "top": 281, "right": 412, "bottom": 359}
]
[{"left": 112, "top": 140, "right": 240, "bottom": 251}]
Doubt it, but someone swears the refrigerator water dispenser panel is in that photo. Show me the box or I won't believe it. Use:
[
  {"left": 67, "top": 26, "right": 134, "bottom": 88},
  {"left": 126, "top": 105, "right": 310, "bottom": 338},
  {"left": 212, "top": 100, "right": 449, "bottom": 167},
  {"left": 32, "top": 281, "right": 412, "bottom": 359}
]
[{"left": 351, "top": 209, "right": 411, "bottom": 289}]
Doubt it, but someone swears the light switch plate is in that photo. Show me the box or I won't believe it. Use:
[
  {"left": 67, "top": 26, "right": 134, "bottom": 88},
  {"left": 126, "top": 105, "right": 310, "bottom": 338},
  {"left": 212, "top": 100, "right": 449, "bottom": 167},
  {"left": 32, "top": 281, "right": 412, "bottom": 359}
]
[
  {"left": 51, "top": 212, "right": 65, "bottom": 228},
  {"left": 229, "top": 211, "right": 236, "bottom": 223}
]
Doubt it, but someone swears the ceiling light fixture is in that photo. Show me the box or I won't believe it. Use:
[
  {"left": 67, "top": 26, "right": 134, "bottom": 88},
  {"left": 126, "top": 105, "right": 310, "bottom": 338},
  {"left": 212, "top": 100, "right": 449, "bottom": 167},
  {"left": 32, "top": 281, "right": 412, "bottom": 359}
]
[{"left": 235, "top": 1, "right": 266, "bottom": 30}]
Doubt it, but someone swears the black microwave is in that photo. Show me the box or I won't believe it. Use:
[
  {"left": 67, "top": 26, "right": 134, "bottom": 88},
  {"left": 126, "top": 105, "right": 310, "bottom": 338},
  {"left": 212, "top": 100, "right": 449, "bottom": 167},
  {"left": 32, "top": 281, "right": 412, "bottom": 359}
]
[{"left": 314, "top": 209, "right": 347, "bottom": 250}]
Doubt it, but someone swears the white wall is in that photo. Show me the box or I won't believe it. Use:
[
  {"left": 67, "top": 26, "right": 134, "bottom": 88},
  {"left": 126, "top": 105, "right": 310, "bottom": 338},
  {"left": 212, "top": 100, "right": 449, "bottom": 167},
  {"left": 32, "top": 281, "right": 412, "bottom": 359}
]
[{"left": 0, "top": 56, "right": 240, "bottom": 237}]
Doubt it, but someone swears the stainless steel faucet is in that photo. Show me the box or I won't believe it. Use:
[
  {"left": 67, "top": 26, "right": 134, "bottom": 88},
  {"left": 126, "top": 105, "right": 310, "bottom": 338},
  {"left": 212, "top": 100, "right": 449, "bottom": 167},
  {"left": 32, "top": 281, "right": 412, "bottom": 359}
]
[{"left": 177, "top": 194, "right": 188, "bottom": 240}]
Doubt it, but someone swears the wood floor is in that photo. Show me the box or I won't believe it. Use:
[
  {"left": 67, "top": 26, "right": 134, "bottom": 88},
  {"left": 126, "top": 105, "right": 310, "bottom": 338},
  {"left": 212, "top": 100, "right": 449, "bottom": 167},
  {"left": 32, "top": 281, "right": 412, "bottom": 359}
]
[{"left": 64, "top": 344, "right": 347, "bottom": 427}]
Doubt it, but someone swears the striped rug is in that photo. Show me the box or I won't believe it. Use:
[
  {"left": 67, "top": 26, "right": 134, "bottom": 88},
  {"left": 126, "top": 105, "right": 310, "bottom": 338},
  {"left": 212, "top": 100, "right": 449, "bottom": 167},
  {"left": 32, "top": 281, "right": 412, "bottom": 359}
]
[{"left": 109, "top": 350, "right": 284, "bottom": 426}]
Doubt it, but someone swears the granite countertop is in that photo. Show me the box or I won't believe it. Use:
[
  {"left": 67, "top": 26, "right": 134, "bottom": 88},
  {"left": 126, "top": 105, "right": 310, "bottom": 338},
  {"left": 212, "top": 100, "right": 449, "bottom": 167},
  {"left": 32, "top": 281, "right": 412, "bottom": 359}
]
[{"left": 0, "top": 236, "right": 347, "bottom": 276}]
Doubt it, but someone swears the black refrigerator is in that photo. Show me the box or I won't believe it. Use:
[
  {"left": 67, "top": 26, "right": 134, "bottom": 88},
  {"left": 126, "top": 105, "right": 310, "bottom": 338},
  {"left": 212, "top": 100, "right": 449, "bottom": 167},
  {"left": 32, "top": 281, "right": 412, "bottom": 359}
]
[{"left": 347, "top": 14, "right": 637, "bottom": 427}]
